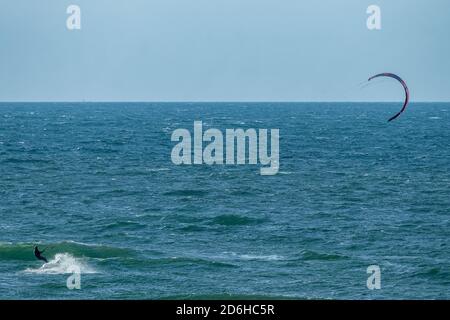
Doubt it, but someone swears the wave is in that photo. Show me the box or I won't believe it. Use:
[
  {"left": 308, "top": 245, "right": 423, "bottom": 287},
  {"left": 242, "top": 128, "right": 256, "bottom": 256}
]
[
  {"left": 237, "top": 254, "right": 284, "bottom": 261},
  {"left": 0, "top": 241, "right": 134, "bottom": 261},
  {"left": 213, "top": 252, "right": 285, "bottom": 261},
  {"left": 24, "top": 253, "right": 97, "bottom": 274}
]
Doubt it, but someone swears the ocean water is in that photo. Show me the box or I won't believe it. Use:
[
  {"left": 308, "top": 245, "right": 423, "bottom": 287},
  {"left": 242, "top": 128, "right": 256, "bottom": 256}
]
[{"left": 0, "top": 102, "right": 449, "bottom": 299}]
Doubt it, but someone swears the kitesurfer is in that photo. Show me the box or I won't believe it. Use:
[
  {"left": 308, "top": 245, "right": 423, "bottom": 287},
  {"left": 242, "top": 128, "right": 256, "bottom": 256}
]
[{"left": 34, "top": 246, "right": 48, "bottom": 263}]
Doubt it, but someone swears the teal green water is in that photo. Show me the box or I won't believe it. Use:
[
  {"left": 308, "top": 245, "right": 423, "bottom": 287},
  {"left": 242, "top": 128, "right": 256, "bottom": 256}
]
[{"left": 0, "top": 102, "right": 449, "bottom": 299}]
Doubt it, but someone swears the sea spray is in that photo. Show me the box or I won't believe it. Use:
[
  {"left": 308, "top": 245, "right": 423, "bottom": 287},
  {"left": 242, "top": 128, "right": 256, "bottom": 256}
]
[{"left": 25, "top": 253, "right": 96, "bottom": 274}]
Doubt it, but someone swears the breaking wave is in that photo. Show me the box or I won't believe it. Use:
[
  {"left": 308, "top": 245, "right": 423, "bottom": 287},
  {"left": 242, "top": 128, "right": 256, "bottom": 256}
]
[{"left": 24, "top": 253, "right": 97, "bottom": 274}]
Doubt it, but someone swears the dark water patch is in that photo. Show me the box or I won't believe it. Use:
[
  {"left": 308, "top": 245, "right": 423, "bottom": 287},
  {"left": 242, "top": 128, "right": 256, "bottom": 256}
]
[
  {"left": 414, "top": 267, "right": 450, "bottom": 281},
  {"left": 99, "top": 220, "right": 147, "bottom": 231},
  {"left": 96, "top": 189, "right": 144, "bottom": 197},
  {"left": 300, "top": 250, "right": 349, "bottom": 261},
  {"left": 209, "top": 214, "right": 267, "bottom": 226},
  {"left": 163, "top": 189, "right": 209, "bottom": 197},
  {"left": 228, "top": 190, "right": 256, "bottom": 197},
  {"left": 1, "top": 157, "right": 54, "bottom": 165},
  {"left": 164, "top": 214, "right": 206, "bottom": 224}
]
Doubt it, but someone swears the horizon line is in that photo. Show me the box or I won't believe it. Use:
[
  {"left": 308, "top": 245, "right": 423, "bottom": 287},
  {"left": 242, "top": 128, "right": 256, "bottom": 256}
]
[{"left": 0, "top": 101, "right": 449, "bottom": 104}]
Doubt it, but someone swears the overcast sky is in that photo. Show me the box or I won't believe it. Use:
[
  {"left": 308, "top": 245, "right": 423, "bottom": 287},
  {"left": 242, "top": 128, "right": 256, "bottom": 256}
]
[{"left": 0, "top": 0, "right": 449, "bottom": 101}]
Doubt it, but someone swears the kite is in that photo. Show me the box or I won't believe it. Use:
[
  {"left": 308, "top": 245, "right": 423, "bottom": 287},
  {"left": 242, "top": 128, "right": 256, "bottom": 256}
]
[{"left": 368, "top": 73, "right": 410, "bottom": 122}]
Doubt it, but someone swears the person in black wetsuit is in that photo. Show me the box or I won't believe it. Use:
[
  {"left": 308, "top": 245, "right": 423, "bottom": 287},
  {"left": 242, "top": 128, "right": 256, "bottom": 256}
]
[{"left": 34, "top": 246, "right": 48, "bottom": 263}]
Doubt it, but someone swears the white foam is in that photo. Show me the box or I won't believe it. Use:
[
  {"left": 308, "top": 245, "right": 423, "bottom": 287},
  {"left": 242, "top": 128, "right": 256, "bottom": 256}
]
[
  {"left": 239, "top": 254, "right": 284, "bottom": 261},
  {"left": 224, "top": 252, "right": 284, "bottom": 261},
  {"left": 25, "top": 253, "right": 97, "bottom": 274}
]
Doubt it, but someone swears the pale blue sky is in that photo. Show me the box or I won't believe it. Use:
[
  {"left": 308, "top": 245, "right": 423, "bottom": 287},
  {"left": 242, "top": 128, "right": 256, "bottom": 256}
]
[{"left": 0, "top": 0, "right": 449, "bottom": 101}]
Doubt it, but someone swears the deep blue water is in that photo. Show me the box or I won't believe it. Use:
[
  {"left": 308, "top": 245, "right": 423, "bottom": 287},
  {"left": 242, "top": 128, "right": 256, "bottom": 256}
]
[{"left": 0, "top": 102, "right": 449, "bottom": 299}]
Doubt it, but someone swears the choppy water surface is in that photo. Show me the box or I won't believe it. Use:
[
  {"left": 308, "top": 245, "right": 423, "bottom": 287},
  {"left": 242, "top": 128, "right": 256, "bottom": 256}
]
[{"left": 0, "top": 102, "right": 449, "bottom": 299}]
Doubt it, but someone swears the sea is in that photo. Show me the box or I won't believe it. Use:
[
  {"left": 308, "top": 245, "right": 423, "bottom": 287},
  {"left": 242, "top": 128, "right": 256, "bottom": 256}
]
[{"left": 0, "top": 102, "right": 449, "bottom": 299}]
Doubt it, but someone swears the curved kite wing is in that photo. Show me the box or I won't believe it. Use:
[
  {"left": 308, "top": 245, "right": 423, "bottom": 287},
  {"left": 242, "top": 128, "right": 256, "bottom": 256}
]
[{"left": 368, "top": 73, "right": 410, "bottom": 122}]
